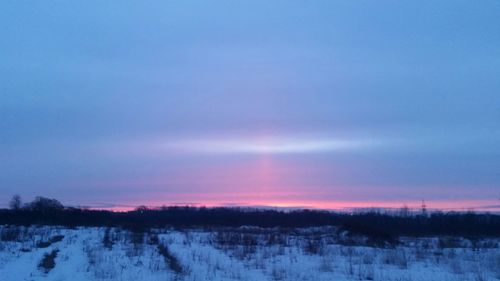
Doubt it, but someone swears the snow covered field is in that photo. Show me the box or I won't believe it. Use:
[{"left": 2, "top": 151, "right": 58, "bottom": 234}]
[{"left": 0, "top": 225, "right": 499, "bottom": 281}]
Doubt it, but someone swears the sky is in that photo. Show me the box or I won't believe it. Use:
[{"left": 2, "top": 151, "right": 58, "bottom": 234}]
[{"left": 1, "top": 1, "right": 500, "bottom": 211}]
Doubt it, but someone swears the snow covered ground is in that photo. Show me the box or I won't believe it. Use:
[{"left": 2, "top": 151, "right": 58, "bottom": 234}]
[{"left": 0, "top": 225, "right": 499, "bottom": 281}]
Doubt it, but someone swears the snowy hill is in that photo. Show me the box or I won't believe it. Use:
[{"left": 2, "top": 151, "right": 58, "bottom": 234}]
[{"left": 1, "top": 225, "right": 499, "bottom": 281}]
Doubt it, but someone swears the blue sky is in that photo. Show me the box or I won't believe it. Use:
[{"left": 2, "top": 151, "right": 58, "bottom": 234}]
[{"left": 1, "top": 1, "right": 499, "bottom": 209}]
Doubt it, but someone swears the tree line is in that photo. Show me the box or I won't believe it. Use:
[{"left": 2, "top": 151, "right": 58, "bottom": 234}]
[{"left": 1, "top": 196, "right": 499, "bottom": 241}]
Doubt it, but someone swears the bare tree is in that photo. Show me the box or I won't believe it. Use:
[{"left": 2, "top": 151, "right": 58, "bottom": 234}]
[
  {"left": 9, "top": 195, "right": 22, "bottom": 210},
  {"left": 26, "top": 196, "right": 63, "bottom": 211}
]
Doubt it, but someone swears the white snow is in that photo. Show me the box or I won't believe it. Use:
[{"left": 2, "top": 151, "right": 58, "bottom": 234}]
[{"left": 0, "top": 226, "right": 499, "bottom": 281}]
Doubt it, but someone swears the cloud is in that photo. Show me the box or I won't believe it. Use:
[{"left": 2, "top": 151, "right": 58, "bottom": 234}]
[{"left": 159, "top": 136, "right": 386, "bottom": 155}]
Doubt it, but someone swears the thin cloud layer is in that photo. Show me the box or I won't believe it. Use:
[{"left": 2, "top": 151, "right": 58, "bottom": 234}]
[{"left": 160, "top": 137, "right": 386, "bottom": 155}]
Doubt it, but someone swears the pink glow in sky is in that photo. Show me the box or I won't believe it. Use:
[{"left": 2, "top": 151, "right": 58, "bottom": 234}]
[
  {"left": 54, "top": 142, "right": 500, "bottom": 213},
  {"left": 2, "top": 1, "right": 499, "bottom": 211}
]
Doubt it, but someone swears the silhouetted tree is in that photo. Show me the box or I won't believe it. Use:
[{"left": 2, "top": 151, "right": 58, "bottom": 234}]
[
  {"left": 399, "top": 205, "right": 410, "bottom": 217},
  {"left": 26, "top": 196, "right": 64, "bottom": 211},
  {"left": 9, "top": 195, "right": 22, "bottom": 210}
]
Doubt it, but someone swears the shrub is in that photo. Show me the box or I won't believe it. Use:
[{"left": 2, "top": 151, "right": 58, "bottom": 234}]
[
  {"left": 38, "top": 250, "right": 59, "bottom": 273},
  {"left": 0, "top": 226, "right": 21, "bottom": 241},
  {"left": 438, "top": 237, "right": 462, "bottom": 248},
  {"left": 158, "top": 244, "right": 183, "bottom": 274},
  {"left": 102, "top": 228, "right": 114, "bottom": 249},
  {"left": 37, "top": 241, "right": 52, "bottom": 248},
  {"left": 37, "top": 235, "right": 64, "bottom": 248},
  {"left": 130, "top": 231, "right": 144, "bottom": 246},
  {"left": 49, "top": 235, "right": 64, "bottom": 243},
  {"left": 304, "top": 238, "right": 322, "bottom": 255},
  {"left": 358, "top": 263, "right": 375, "bottom": 280},
  {"left": 148, "top": 233, "right": 159, "bottom": 245},
  {"left": 383, "top": 249, "right": 408, "bottom": 269}
]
